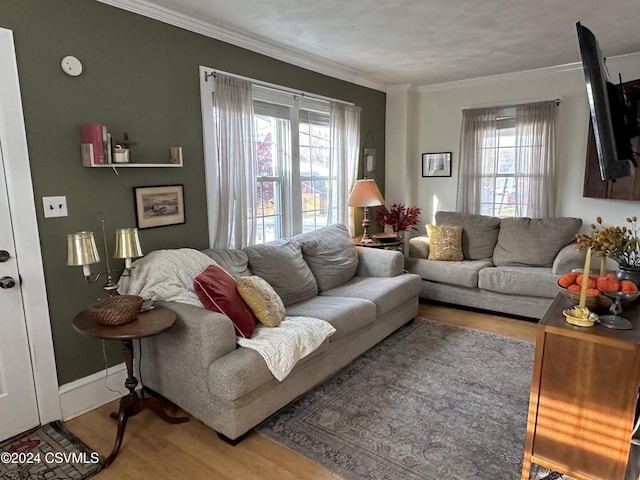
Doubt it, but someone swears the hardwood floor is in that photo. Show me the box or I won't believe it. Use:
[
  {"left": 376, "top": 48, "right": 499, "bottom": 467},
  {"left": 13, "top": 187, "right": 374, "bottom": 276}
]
[{"left": 64, "top": 301, "right": 538, "bottom": 479}]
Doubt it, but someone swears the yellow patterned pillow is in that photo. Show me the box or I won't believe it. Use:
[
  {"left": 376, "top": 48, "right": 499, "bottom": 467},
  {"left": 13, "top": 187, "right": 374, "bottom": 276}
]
[
  {"left": 236, "top": 276, "right": 286, "bottom": 327},
  {"left": 426, "top": 224, "right": 464, "bottom": 261}
]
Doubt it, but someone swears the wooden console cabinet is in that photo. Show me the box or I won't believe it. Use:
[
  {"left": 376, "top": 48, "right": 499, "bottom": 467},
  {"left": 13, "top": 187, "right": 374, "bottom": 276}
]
[{"left": 521, "top": 294, "right": 640, "bottom": 480}]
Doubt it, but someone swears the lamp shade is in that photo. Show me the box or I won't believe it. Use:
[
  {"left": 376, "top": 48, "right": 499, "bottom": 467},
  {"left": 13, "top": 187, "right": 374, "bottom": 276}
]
[
  {"left": 348, "top": 179, "right": 384, "bottom": 207},
  {"left": 67, "top": 231, "right": 100, "bottom": 266},
  {"left": 113, "top": 228, "right": 143, "bottom": 259}
]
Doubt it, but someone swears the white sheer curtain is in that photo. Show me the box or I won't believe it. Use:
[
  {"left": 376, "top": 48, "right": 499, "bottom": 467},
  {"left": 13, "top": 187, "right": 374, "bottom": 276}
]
[
  {"left": 456, "top": 101, "right": 558, "bottom": 217},
  {"left": 515, "top": 101, "right": 558, "bottom": 218},
  {"left": 329, "top": 102, "right": 361, "bottom": 234},
  {"left": 456, "top": 108, "right": 498, "bottom": 214},
  {"left": 212, "top": 74, "right": 257, "bottom": 248}
]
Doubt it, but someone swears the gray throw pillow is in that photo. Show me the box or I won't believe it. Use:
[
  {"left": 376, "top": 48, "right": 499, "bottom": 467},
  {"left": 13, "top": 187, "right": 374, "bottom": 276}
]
[
  {"left": 201, "top": 248, "right": 251, "bottom": 278},
  {"left": 294, "top": 223, "right": 359, "bottom": 291},
  {"left": 435, "top": 211, "right": 501, "bottom": 260},
  {"left": 493, "top": 217, "right": 582, "bottom": 267},
  {"left": 243, "top": 239, "right": 318, "bottom": 306}
]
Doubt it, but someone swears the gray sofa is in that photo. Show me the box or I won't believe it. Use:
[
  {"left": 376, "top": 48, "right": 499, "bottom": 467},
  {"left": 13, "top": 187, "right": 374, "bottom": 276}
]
[
  {"left": 130, "top": 224, "right": 421, "bottom": 442},
  {"left": 404, "top": 211, "right": 585, "bottom": 319}
]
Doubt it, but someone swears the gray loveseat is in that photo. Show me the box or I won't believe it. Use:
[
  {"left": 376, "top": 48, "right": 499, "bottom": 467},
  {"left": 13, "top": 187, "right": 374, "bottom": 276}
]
[
  {"left": 125, "top": 224, "right": 421, "bottom": 443},
  {"left": 404, "top": 211, "right": 586, "bottom": 319}
]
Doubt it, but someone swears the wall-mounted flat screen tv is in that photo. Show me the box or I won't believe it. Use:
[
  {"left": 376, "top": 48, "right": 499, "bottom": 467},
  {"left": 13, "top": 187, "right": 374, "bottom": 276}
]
[{"left": 576, "top": 21, "right": 638, "bottom": 182}]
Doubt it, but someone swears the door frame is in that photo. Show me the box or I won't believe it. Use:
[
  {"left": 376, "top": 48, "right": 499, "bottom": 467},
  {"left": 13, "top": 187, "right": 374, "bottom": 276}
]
[{"left": 0, "top": 27, "right": 61, "bottom": 423}]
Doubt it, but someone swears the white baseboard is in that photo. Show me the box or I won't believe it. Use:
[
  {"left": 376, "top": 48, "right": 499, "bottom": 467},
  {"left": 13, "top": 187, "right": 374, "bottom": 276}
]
[{"left": 58, "top": 362, "right": 128, "bottom": 421}]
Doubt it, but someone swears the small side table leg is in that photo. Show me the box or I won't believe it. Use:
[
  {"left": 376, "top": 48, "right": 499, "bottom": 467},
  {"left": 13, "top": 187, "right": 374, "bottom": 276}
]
[
  {"left": 105, "top": 339, "right": 140, "bottom": 467},
  {"left": 104, "top": 397, "right": 130, "bottom": 468},
  {"left": 104, "top": 339, "right": 188, "bottom": 467}
]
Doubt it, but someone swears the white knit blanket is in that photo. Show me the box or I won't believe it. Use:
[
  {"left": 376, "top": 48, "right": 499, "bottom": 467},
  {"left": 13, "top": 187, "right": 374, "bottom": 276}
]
[
  {"left": 118, "top": 248, "right": 216, "bottom": 306},
  {"left": 238, "top": 316, "right": 336, "bottom": 381}
]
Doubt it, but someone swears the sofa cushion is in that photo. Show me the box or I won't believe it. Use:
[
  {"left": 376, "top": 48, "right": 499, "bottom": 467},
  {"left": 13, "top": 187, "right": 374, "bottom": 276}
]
[
  {"left": 194, "top": 265, "right": 257, "bottom": 338},
  {"left": 321, "top": 273, "right": 421, "bottom": 317},
  {"left": 493, "top": 217, "right": 582, "bottom": 267},
  {"left": 404, "top": 257, "right": 493, "bottom": 288},
  {"left": 427, "top": 224, "right": 464, "bottom": 261},
  {"left": 243, "top": 239, "right": 318, "bottom": 306},
  {"left": 286, "top": 296, "right": 376, "bottom": 341},
  {"left": 201, "top": 248, "right": 251, "bottom": 278},
  {"left": 237, "top": 276, "right": 286, "bottom": 327},
  {"left": 478, "top": 266, "right": 560, "bottom": 298},
  {"left": 294, "top": 223, "right": 358, "bottom": 291},
  {"left": 436, "top": 211, "right": 501, "bottom": 260}
]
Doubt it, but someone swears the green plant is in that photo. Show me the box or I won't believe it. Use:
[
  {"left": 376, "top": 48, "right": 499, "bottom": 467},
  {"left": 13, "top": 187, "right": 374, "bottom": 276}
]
[{"left": 576, "top": 216, "right": 640, "bottom": 269}]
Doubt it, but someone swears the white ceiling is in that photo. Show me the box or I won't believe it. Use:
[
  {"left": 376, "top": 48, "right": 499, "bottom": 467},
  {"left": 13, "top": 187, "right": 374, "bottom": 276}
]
[{"left": 103, "top": 0, "right": 640, "bottom": 91}]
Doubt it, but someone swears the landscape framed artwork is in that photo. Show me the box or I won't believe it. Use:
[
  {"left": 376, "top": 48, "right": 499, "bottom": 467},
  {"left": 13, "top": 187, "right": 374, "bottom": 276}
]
[
  {"left": 422, "top": 152, "right": 452, "bottom": 177},
  {"left": 133, "top": 184, "right": 185, "bottom": 229}
]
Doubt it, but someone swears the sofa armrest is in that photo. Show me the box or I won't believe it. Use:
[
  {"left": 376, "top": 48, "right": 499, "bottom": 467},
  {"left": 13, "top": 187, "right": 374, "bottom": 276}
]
[
  {"left": 355, "top": 246, "right": 404, "bottom": 277},
  {"left": 152, "top": 300, "right": 238, "bottom": 370},
  {"left": 408, "top": 234, "right": 430, "bottom": 259},
  {"left": 552, "top": 243, "right": 586, "bottom": 275}
]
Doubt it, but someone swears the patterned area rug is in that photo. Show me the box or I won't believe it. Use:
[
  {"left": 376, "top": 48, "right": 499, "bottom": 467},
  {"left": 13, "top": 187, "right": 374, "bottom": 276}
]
[
  {"left": 0, "top": 421, "right": 102, "bottom": 480},
  {"left": 258, "top": 317, "right": 574, "bottom": 480}
]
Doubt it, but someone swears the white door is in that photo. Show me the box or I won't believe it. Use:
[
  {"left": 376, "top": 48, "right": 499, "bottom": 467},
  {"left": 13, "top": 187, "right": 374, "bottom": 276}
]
[{"left": 0, "top": 137, "right": 40, "bottom": 441}]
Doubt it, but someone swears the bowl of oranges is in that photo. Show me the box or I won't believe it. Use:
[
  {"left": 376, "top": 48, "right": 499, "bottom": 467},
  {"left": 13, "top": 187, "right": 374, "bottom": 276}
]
[{"left": 557, "top": 271, "right": 639, "bottom": 310}]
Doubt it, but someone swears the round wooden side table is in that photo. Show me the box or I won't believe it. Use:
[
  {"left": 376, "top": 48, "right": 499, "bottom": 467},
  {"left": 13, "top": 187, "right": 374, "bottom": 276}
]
[{"left": 73, "top": 306, "right": 188, "bottom": 467}]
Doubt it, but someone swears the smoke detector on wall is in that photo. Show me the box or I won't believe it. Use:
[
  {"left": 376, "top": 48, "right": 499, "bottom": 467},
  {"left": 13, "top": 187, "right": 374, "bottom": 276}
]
[{"left": 60, "top": 55, "right": 83, "bottom": 77}]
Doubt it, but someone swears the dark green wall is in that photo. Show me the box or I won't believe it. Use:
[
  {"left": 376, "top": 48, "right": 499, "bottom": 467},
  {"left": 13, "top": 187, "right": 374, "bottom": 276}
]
[{"left": 0, "top": 1, "right": 386, "bottom": 385}]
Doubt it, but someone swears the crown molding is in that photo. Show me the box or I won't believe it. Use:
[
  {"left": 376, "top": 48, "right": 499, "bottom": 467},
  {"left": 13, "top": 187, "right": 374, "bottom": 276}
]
[
  {"left": 386, "top": 84, "right": 413, "bottom": 93},
  {"left": 416, "top": 51, "right": 640, "bottom": 93},
  {"left": 96, "top": 0, "right": 387, "bottom": 92},
  {"left": 415, "top": 62, "right": 583, "bottom": 93}
]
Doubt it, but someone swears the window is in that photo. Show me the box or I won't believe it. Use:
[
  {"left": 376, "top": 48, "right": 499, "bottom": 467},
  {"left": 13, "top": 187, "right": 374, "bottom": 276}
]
[
  {"left": 457, "top": 101, "right": 558, "bottom": 218},
  {"left": 252, "top": 96, "right": 335, "bottom": 243},
  {"left": 480, "top": 112, "right": 522, "bottom": 217},
  {"left": 200, "top": 67, "right": 360, "bottom": 248}
]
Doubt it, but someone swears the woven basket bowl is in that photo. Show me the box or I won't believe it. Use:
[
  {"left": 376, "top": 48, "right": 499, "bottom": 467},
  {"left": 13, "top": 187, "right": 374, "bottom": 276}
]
[
  {"left": 557, "top": 282, "right": 613, "bottom": 310},
  {"left": 89, "top": 295, "right": 143, "bottom": 326}
]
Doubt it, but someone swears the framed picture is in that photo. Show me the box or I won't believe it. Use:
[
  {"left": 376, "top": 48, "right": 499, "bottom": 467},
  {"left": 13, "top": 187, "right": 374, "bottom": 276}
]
[
  {"left": 133, "top": 184, "right": 185, "bottom": 229},
  {"left": 422, "top": 152, "right": 452, "bottom": 177}
]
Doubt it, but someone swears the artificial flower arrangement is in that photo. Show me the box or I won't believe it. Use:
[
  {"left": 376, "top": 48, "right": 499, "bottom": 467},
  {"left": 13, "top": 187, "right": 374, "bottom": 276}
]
[
  {"left": 376, "top": 203, "right": 422, "bottom": 232},
  {"left": 575, "top": 216, "right": 640, "bottom": 271}
]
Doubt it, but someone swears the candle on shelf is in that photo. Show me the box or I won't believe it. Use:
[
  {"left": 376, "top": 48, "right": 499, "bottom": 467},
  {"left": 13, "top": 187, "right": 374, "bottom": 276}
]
[{"left": 579, "top": 247, "right": 592, "bottom": 308}]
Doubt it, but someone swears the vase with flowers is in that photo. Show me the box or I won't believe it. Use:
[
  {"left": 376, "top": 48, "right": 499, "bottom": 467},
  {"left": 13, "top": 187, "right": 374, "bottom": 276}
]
[
  {"left": 576, "top": 216, "right": 640, "bottom": 287},
  {"left": 376, "top": 203, "right": 422, "bottom": 233}
]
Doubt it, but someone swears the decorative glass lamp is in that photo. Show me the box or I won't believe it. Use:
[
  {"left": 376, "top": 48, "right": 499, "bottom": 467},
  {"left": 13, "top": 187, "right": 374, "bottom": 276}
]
[{"left": 348, "top": 179, "right": 384, "bottom": 243}]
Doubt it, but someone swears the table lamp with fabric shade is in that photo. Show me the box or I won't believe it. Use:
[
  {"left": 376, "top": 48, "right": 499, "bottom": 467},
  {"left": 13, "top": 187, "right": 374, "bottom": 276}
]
[
  {"left": 348, "top": 179, "right": 384, "bottom": 243},
  {"left": 67, "top": 213, "right": 143, "bottom": 295}
]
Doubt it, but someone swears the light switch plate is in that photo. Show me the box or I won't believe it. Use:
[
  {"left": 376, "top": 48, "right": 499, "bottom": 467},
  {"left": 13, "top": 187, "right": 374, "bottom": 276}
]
[{"left": 43, "top": 196, "right": 68, "bottom": 218}]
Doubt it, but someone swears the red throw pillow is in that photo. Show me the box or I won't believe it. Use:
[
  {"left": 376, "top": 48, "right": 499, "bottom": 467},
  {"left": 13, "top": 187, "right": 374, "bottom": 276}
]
[{"left": 194, "top": 265, "right": 257, "bottom": 338}]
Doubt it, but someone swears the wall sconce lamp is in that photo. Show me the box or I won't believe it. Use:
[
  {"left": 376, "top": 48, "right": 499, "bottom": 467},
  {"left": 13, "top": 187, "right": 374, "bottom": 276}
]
[
  {"left": 348, "top": 179, "right": 384, "bottom": 243},
  {"left": 67, "top": 213, "right": 142, "bottom": 295}
]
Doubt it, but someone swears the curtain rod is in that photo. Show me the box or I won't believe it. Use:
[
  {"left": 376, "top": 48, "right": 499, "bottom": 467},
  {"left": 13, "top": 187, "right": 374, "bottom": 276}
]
[
  {"left": 203, "top": 68, "right": 354, "bottom": 106},
  {"left": 462, "top": 97, "right": 561, "bottom": 110}
]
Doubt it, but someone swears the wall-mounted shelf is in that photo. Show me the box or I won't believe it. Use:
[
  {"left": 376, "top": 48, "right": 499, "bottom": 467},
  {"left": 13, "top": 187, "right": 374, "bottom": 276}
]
[
  {"left": 80, "top": 143, "right": 183, "bottom": 168},
  {"left": 88, "top": 162, "right": 183, "bottom": 168}
]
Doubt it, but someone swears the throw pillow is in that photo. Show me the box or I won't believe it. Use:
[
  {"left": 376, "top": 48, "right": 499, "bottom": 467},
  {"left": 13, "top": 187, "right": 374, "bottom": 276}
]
[
  {"left": 426, "top": 224, "right": 464, "bottom": 261},
  {"left": 435, "top": 211, "right": 501, "bottom": 260},
  {"left": 294, "top": 223, "right": 358, "bottom": 291},
  {"left": 236, "top": 276, "right": 286, "bottom": 327},
  {"left": 493, "top": 217, "right": 582, "bottom": 267},
  {"left": 243, "top": 239, "right": 318, "bottom": 306},
  {"left": 201, "top": 248, "right": 251, "bottom": 277},
  {"left": 194, "top": 265, "right": 257, "bottom": 338}
]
